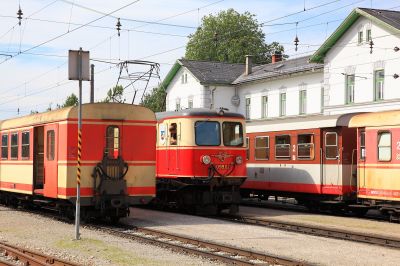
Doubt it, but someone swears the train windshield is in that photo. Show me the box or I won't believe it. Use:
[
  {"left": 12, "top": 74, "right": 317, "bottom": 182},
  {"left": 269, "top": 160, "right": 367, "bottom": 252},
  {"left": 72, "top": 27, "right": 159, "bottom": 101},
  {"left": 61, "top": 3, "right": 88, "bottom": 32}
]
[
  {"left": 195, "top": 121, "right": 220, "bottom": 146},
  {"left": 223, "top": 122, "right": 244, "bottom": 147}
]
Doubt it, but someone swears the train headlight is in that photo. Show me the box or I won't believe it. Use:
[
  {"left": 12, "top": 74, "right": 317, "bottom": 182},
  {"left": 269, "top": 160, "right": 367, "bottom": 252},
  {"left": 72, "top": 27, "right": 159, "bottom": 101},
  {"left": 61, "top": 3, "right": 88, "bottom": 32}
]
[
  {"left": 235, "top": 156, "right": 243, "bottom": 165},
  {"left": 201, "top": 155, "right": 211, "bottom": 165}
]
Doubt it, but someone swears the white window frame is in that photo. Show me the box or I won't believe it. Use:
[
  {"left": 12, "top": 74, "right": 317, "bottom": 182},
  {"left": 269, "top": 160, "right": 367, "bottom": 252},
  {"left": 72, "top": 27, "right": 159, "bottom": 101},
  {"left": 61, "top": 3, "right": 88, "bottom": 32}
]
[{"left": 255, "top": 136, "right": 269, "bottom": 160}]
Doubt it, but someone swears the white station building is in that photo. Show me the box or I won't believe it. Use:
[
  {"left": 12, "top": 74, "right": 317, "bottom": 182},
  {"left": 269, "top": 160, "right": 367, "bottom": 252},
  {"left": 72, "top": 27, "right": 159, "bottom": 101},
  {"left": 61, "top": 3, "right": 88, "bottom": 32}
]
[{"left": 162, "top": 7, "right": 400, "bottom": 120}]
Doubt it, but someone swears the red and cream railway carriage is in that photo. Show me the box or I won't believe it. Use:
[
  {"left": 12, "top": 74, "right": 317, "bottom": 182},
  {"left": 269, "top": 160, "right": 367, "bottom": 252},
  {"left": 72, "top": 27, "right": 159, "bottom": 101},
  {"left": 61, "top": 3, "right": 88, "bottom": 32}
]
[
  {"left": 242, "top": 114, "right": 360, "bottom": 209},
  {"left": 0, "top": 103, "right": 156, "bottom": 221},
  {"left": 156, "top": 109, "right": 246, "bottom": 214},
  {"left": 350, "top": 110, "right": 400, "bottom": 221}
]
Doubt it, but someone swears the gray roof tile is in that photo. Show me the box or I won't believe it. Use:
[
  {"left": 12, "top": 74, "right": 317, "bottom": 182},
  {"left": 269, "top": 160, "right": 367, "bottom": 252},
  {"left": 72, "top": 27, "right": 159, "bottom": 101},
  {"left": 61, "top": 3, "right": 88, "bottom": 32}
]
[
  {"left": 233, "top": 56, "right": 323, "bottom": 84},
  {"left": 179, "top": 59, "right": 244, "bottom": 85},
  {"left": 359, "top": 8, "right": 400, "bottom": 30}
]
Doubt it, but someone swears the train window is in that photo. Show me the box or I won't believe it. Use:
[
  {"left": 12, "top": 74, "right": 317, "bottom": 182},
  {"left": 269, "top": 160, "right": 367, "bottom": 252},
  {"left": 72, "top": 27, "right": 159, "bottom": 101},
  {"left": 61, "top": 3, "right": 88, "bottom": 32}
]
[
  {"left": 10, "top": 133, "right": 18, "bottom": 159},
  {"left": 255, "top": 136, "right": 269, "bottom": 160},
  {"left": 21, "top": 131, "right": 30, "bottom": 159},
  {"left": 246, "top": 137, "right": 250, "bottom": 160},
  {"left": 1, "top": 134, "right": 8, "bottom": 160},
  {"left": 325, "top": 132, "right": 338, "bottom": 159},
  {"left": 378, "top": 132, "right": 391, "bottom": 161},
  {"left": 297, "top": 134, "right": 314, "bottom": 160},
  {"left": 223, "top": 122, "right": 243, "bottom": 146},
  {"left": 47, "top": 130, "right": 55, "bottom": 161},
  {"left": 169, "top": 123, "right": 177, "bottom": 145},
  {"left": 195, "top": 121, "right": 220, "bottom": 146},
  {"left": 360, "top": 131, "right": 366, "bottom": 160},
  {"left": 275, "top": 135, "right": 290, "bottom": 159},
  {"left": 105, "top": 126, "right": 120, "bottom": 159}
]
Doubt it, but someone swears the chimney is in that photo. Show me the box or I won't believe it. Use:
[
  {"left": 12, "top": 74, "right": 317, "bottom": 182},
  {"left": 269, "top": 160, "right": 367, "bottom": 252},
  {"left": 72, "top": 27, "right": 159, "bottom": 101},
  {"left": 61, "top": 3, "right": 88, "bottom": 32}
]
[
  {"left": 245, "top": 55, "right": 253, "bottom": 75},
  {"left": 272, "top": 51, "right": 282, "bottom": 64}
]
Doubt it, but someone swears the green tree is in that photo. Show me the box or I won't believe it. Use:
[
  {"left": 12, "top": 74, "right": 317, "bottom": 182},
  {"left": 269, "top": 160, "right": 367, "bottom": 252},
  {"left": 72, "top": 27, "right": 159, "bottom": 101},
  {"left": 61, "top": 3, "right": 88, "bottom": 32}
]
[
  {"left": 103, "top": 85, "right": 125, "bottom": 103},
  {"left": 140, "top": 86, "right": 166, "bottom": 112},
  {"left": 185, "top": 9, "right": 284, "bottom": 64},
  {"left": 61, "top": 93, "right": 79, "bottom": 108}
]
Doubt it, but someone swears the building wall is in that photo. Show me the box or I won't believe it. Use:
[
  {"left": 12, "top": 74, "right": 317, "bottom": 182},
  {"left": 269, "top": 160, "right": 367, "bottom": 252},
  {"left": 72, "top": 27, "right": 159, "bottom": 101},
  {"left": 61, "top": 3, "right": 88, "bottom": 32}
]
[
  {"left": 166, "top": 68, "right": 205, "bottom": 111},
  {"left": 237, "top": 72, "right": 323, "bottom": 120},
  {"left": 324, "top": 17, "right": 400, "bottom": 114}
]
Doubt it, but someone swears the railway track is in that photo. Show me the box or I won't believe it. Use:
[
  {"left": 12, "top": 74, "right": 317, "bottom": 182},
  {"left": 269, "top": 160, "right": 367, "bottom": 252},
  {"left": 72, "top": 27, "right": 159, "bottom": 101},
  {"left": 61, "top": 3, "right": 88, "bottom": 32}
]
[
  {"left": 89, "top": 224, "right": 307, "bottom": 266},
  {"left": 220, "top": 214, "right": 400, "bottom": 249},
  {"left": 0, "top": 241, "right": 79, "bottom": 266}
]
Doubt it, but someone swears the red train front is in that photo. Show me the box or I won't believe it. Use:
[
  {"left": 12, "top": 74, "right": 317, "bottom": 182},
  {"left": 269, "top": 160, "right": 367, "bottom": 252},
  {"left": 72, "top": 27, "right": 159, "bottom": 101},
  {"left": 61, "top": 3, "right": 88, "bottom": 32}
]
[{"left": 156, "top": 108, "right": 246, "bottom": 214}]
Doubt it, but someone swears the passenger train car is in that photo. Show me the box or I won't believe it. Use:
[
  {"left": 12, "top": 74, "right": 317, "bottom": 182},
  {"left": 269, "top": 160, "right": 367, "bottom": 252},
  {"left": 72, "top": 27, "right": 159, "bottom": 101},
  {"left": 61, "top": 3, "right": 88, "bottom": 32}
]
[
  {"left": 0, "top": 103, "right": 156, "bottom": 222},
  {"left": 349, "top": 110, "right": 400, "bottom": 221},
  {"left": 156, "top": 109, "right": 246, "bottom": 214},
  {"left": 242, "top": 114, "right": 360, "bottom": 210}
]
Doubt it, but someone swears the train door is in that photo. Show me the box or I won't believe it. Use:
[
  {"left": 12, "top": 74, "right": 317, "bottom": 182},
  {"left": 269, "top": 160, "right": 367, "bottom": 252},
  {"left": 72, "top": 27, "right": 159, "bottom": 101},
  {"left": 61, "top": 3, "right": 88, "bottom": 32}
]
[
  {"left": 321, "top": 130, "right": 340, "bottom": 192},
  {"left": 33, "top": 126, "right": 44, "bottom": 194},
  {"left": 357, "top": 129, "right": 366, "bottom": 192},
  {"left": 43, "top": 124, "right": 58, "bottom": 198}
]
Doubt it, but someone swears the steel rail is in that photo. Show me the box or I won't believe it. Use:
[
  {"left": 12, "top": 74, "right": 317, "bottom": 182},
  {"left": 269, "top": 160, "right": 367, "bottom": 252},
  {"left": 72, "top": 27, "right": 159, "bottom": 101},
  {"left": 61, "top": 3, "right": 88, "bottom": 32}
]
[
  {"left": 222, "top": 215, "right": 400, "bottom": 249},
  {"left": 0, "top": 241, "right": 80, "bottom": 266},
  {"left": 90, "top": 224, "right": 307, "bottom": 266}
]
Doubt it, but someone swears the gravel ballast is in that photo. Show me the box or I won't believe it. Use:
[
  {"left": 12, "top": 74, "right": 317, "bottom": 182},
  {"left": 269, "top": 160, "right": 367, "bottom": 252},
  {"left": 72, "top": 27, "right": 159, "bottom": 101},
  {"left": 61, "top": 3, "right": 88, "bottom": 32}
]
[
  {"left": 0, "top": 206, "right": 220, "bottom": 266},
  {"left": 124, "top": 207, "right": 400, "bottom": 266}
]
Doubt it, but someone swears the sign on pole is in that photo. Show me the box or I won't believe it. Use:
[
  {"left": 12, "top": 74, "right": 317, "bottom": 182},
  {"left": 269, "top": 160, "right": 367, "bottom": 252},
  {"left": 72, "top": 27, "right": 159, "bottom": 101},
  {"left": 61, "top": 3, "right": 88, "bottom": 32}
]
[{"left": 68, "top": 50, "right": 90, "bottom": 81}]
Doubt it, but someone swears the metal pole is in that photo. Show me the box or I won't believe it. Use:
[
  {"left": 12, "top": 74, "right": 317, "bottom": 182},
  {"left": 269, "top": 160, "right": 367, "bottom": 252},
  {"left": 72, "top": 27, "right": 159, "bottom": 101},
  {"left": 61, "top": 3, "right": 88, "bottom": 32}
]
[
  {"left": 75, "top": 47, "right": 83, "bottom": 240},
  {"left": 90, "top": 64, "right": 94, "bottom": 103}
]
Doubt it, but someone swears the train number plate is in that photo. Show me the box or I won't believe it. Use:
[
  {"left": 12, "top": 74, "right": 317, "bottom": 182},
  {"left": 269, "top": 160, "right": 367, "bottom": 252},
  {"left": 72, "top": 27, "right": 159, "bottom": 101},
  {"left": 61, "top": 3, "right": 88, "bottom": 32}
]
[{"left": 215, "top": 164, "right": 230, "bottom": 170}]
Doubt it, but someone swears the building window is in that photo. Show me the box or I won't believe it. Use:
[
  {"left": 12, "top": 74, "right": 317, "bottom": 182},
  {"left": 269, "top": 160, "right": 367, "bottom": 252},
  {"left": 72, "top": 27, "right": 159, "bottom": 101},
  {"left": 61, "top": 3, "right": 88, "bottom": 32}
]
[
  {"left": 261, "top": 96, "right": 268, "bottom": 118},
  {"left": 297, "top": 134, "right": 314, "bottom": 160},
  {"left": 1, "top": 134, "right": 8, "bottom": 160},
  {"left": 299, "top": 90, "right": 307, "bottom": 114},
  {"left": 345, "top": 74, "right": 355, "bottom": 104},
  {"left": 325, "top": 132, "right": 338, "bottom": 159},
  {"left": 21, "top": 131, "right": 30, "bottom": 159},
  {"left": 10, "top": 133, "right": 18, "bottom": 159},
  {"left": 175, "top": 98, "right": 181, "bottom": 111},
  {"left": 378, "top": 131, "right": 391, "bottom": 161},
  {"left": 188, "top": 97, "right": 193, "bottom": 109},
  {"left": 366, "top": 29, "right": 372, "bottom": 41},
  {"left": 275, "top": 135, "right": 290, "bottom": 159},
  {"left": 246, "top": 137, "right": 249, "bottom": 160},
  {"left": 360, "top": 131, "right": 366, "bottom": 160},
  {"left": 279, "top": 93, "right": 286, "bottom": 116},
  {"left": 374, "top": 69, "right": 384, "bottom": 101},
  {"left": 245, "top": 97, "right": 251, "bottom": 120},
  {"left": 105, "top": 126, "right": 119, "bottom": 159},
  {"left": 255, "top": 136, "right": 269, "bottom": 160},
  {"left": 358, "top": 31, "right": 363, "bottom": 44},
  {"left": 181, "top": 73, "right": 188, "bottom": 84}
]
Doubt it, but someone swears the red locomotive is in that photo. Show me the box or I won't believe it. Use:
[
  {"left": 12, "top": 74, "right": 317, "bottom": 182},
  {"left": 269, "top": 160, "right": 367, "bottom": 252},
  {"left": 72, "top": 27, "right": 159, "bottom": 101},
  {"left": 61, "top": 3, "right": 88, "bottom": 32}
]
[
  {"left": 155, "top": 108, "right": 247, "bottom": 214},
  {"left": 0, "top": 103, "right": 156, "bottom": 222}
]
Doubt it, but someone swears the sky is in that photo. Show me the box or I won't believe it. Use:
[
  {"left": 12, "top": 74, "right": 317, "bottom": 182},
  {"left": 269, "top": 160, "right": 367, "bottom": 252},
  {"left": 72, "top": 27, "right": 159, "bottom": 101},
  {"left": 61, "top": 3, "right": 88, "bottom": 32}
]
[{"left": 0, "top": 0, "right": 398, "bottom": 119}]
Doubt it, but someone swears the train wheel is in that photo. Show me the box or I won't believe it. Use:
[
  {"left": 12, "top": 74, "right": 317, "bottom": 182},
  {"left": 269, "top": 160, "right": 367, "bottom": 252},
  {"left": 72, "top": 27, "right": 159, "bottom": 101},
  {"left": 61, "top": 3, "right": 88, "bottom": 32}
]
[{"left": 229, "top": 204, "right": 239, "bottom": 215}]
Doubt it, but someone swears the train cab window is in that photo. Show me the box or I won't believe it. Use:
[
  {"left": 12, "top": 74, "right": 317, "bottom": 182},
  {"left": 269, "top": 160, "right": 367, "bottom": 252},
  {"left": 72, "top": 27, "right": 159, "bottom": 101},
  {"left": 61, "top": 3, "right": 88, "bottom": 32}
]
[
  {"left": 1, "top": 134, "right": 8, "bottom": 160},
  {"left": 360, "top": 131, "right": 366, "bottom": 160},
  {"left": 105, "top": 126, "right": 120, "bottom": 159},
  {"left": 195, "top": 121, "right": 220, "bottom": 146},
  {"left": 378, "top": 132, "right": 391, "bottom": 161},
  {"left": 47, "top": 130, "right": 55, "bottom": 161},
  {"left": 298, "top": 134, "right": 314, "bottom": 159},
  {"left": 255, "top": 136, "right": 269, "bottom": 160},
  {"left": 246, "top": 137, "right": 250, "bottom": 160},
  {"left": 10, "top": 133, "right": 18, "bottom": 159},
  {"left": 169, "top": 123, "right": 177, "bottom": 145},
  {"left": 21, "top": 131, "right": 30, "bottom": 159},
  {"left": 222, "top": 122, "right": 243, "bottom": 146},
  {"left": 275, "top": 135, "right": 290, "bottom": 159},
  {"left": 325, "top": 132, "right": 338, "bottom": 159}
]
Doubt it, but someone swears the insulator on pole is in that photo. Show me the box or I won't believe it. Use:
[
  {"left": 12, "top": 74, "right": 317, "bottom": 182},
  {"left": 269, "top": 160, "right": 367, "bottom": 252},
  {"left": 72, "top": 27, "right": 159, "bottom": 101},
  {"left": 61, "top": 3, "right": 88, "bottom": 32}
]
[
  {"left": 17, "top": 5, "right": 23, "bottom": 26},
  {"left": 116, "top": 18, "right": 122, "bottom": 37}
]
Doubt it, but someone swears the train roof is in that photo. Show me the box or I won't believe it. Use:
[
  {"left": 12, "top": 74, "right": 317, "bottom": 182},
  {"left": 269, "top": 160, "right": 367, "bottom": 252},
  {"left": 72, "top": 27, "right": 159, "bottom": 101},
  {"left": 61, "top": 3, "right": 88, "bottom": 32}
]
[
  {"left": 0, "top": 103, "right": 155, "bottom": 130},
  {"left": 349, "top": 109, "right": 400, "bottom": 128},
  {"left": 246, "top": 113, "right": 360, "bottom": 133},
  {"left": 156, "top": 108, "right": 245, "bottom": 121}
]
